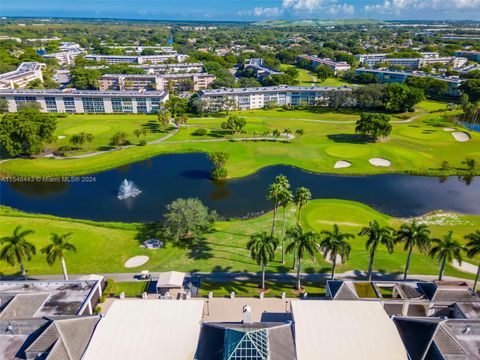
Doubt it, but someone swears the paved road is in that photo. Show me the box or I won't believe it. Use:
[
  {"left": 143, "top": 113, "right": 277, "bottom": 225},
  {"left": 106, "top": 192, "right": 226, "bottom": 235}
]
[{"left": 2, "top": 270, "right": 469, "bottom": 284}]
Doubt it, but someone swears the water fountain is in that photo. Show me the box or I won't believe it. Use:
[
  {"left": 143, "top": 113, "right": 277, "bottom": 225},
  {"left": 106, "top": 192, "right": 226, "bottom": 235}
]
[{"left": 117, "top": 179, "right": 141, "bottom": 200}]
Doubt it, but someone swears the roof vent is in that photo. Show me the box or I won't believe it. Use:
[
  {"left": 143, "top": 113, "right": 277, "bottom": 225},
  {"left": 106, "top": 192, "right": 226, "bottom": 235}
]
[{"left": 242, "top": 305, "right": 252, "bottom": 324}]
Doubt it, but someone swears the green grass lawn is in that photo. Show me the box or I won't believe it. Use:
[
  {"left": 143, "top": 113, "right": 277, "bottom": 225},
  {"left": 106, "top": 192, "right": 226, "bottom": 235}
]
[
  {"left": 279, "top": 64, "right": 351, "bottom": 87},
  {"left": 2, "top": 107, "right": 478, "bottom": 178},
  {"left": 50, "top": 114, "right": 172, "bottom": 155},
  {"left": 1, "top": 200, "right": 478, "bottom": 280},
  {"left": 112, "top": 281, "right": 148, "bottom": 297}
]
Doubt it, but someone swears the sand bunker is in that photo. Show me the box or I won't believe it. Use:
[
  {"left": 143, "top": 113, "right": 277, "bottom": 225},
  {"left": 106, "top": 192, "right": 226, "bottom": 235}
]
[
  {"left": 443, "top": 127, "right": 456, "bottom": 132},
  {"left": 369, "top": 158, "right": 392, "bottom": 167},
  {"left": 57, "top": 135, "right": 66, "bottom": 139},
  {"left": 452, "top": 132, "right": 471, "bottom": 142},
  {"left": 334, "top": 160, "right": 352, "bottom": 169},
  {"left": 124, "top": 255, "right": 149, "bottom": 268}
]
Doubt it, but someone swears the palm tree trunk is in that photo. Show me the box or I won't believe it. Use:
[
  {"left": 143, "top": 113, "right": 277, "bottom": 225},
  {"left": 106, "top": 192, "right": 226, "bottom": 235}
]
[
  {"left": 367, "top": 251, "right": 376, "bottom": 281},
  {"left": 16, "top": 253, "right": 25, "bottom": 276},
  {"left": 291, "top": 253, "right": 296, "bottom": 270},
  {"left": 271, "top": 204, "right": 278, "bottom": 237},
  {"left": 331, "top": 253, "right": 337, "bottom": 280},
  {"left": 261, "top": 262, "right": 265, "bottom": 290},
  {"left": 281, "top": 207, "right": 287, "bottom": 264},
  {"left": 61, "top": 256, "right": 69, "bottom": 280},
  {"left": 296, "top": 205, "right": 301, "bottom": 225},
  {"left": 296, "top": 257, "right": 302, "bottom": 290},
  {"left": 403, "top": 246, "right": 413, "bottom": 281},
  {"left": 439, "top": 258, "right": 446, "bottom": 281},
  {"left": 473, "top": 262, "right": 480, "bottom": 294}
]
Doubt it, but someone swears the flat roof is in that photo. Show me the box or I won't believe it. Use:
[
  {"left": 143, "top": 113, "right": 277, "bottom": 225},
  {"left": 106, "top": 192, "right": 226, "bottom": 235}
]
[
  {"left": 291, "top": 301, "right": 408, "bottom": 360},
  {"left": 0, "top": 89, "right": 168, "bottom": 97},
  {"left": 82, "top": 300, "right": 204, "bottom": 360},
  {"left": 200, "top": 85, "right": 352, "bottom": 96}
]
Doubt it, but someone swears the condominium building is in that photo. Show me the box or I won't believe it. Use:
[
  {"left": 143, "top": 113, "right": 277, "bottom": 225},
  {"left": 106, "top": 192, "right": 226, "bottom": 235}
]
[
  {"left": 0, "top": 62, "right": 46, "bottom": 89},
  {"left": 199, "top": 85, "right": 352, "bottom": 111},
  {"left": 84, "top": 53, "right": 188, "bottom": 65},
  {"left": 454, "top": 50, "right": 480, "bottom": 62},
  {"left": 354, "top": 68, "right": 463, "bottom": 96},
  {"left": 98, "top": 72, "right": 215, "bottom": 91},
  {"left": 41, "top": 41, "right": 84, "bottom": 65},
  {"left": 102, "top": 45, "right": 176, "bottom": 55},
  {"left": 355, "top": 53, "right": 467, "bottom": 69},
  {"left": 244, "top": 58, "right": 283, "bottom": 79},
  {"left": 0, "top": 89, "right": 168, "bottom": 114},
  {"left": 132, "top": 63, "right": 204, "bottom": 74},
  {"left": 296, "top": 55, "right": 351, "bottom": 73}
]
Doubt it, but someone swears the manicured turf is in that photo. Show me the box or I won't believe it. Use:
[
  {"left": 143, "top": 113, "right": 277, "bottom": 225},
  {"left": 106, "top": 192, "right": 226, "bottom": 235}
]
[
  {"left": 279, "top": 64, "right": 351, "bottom": 87},
  {"left": 113, "top": 281, "right": 148, "bottom": 297},
  {"left": 1, "top": 200, "right": 478, "bottom": 280},
  {"left": 2, "top": 107, "right": 478, "bottom": 178}
]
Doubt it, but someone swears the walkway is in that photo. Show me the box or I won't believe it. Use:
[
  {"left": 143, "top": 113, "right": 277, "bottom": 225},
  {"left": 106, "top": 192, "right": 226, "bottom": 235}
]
[
  {"left": 452, "top": 260, "right": 479, "bottom": 275},
  {"left": 4, "top": 270, "right": 469, "bottom": 284}
]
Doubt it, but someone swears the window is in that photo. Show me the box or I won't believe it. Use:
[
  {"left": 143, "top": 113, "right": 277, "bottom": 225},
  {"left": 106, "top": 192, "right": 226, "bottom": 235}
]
[
  {"left": 82, "top": 97, "right": 105, "bottom": 113},
  {"left": 112, "top": 98, "right": 123, "bottom": 113},
  {"left": 136, "top": 98, "right": 147, "bottom": 113},
  {"left": 45, "top": 96, "right": 57, "bottom": 112},
  {"left": 63, "top": 97, "right": 76, "bottom": 113}
]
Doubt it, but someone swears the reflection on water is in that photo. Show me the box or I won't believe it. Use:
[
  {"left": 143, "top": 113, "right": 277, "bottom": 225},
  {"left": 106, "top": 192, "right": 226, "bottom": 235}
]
[{"left": 0, "top": 153, "right": 479, "bottom": 222}]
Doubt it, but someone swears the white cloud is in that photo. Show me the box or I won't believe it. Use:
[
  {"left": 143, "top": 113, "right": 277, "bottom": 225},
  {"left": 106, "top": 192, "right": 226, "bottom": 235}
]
[
  {"left": 240, "top": 0, "right": 355, "bottom": 17},
  {"left": 364, "top": 0, "right": 480, "bottom": 14},
  {"left": 253, "top": 6, "right": 284, "bottom": 17},
  {"left": 282, "top": 0, "right": 327, "bottom": 11}
]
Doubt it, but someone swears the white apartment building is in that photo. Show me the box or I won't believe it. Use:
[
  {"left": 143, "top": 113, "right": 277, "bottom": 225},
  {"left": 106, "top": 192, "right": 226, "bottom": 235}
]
[
  {"left": 296, "top": 55, "right": 351, "bottom": 74},
  {"left": 355, "top": 53, "right": 467, "bottom": 69},
  {"left": 199, "top": 85, "right": 352, "bottom": 111},
  {"left": 0, "top": 89, "right": 169, "bottom": 114},
  {"left": 42, "top": 42, "right": 84, "bottom": 65},
  {"left": 0, "top": 62, "right": 46, "bottom": 89},
  {"left": 132, "top": 63, "right": 204, "bottom": 74},
  {"left": 84, "top": 54, "right": 188, "bottom": 65},
  {"left": 98, "top": 72, "right": 215, "bottom": 91}
]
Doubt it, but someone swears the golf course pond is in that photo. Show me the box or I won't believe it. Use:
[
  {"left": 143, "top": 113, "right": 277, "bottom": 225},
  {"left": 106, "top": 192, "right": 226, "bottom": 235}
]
[{"left": 1, "top": 153, "right": 479, "bottom": 222}]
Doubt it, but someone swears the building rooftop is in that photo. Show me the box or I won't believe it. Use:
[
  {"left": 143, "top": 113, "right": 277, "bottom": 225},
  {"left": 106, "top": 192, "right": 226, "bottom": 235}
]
[
  {"left": 0, "top": 89, "right": 168, "bottom": 97},
  {"left": 82, "top": 300, "right": 204, "bottom": 360},
  {"left": 200, "top": 85, "right": 352, "bottom": 96},
  {"left": 0, "top": 62, "right": 45, "bottom": 81},
  {"left": 0, "top": 280, "right": 99, "bottom": 318},
  {"left": 355, "top": 67, "right": 464, "bottom": 83},
  {"left": 291, "top": 301, "right": 408, "bottom": 360}
]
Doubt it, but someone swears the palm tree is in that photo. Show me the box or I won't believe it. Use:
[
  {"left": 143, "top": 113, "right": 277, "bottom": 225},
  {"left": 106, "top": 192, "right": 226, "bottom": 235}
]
[
  {"left": 462, "top": 157, "right": 476, "bottom": 171},
  {"left": 295, "top": 129, "right": 305, "bottom": 143},
  {"left": 319, "top": 224, "right": 354, "bottom": 280},
  {"left": 279, "top": 188, "right": 293, "bottom": 264},
  {"left": 41, "top": 233, "right": 77, "bottom": 280},
  {"left": 430, "top": 231, "right": 463, "bottom": 281},
  {"left": 0, "top": 225, "right": 36, "bottom": 276},
  {"left": 283, "top": 128, "right": 292, "bottom": 142},
  {"left": 246, "top": 232, "right": 278, "bottom": 290},
  {"left": 358, "top": 220, "right": 395, "bottom": 281},
  {"left": 465, "top": 230, "right": 480, "bottom": 292},
  {"left": 294, "top": 187, "right": 311, "bottom": 225},
  {"left": 286, "top": 226, "right": 319, "bottom": 290},
  {"left": 395, "top": 220, "right": 431, "bottom": 280},
  {"left": 266, "top": 175, "right": 290, "bottom": 237}
]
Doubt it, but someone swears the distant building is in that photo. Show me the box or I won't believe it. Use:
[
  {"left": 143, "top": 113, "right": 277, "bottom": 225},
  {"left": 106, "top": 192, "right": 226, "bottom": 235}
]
[
  {"left": 0, "top": 89, "right": 169, "bottom": 114},
  {"left": 355, "top": 53, "right": 467, "bottom": 69},
  {"left": 454, "top": 50, "right": 480, "bottom": 62},
  {"left": 296, "top": 54, "right": 351, "bottom": 74},
  {"left": 135, "top": 62, "right": 204, "bottom": 74},
  {"left": 0, "top": 62, "right": 46, "bottom": 89},
  {"left": 243, "top": 58, "right": 283, "bottom": 79},
  {"left": 199, "top": 85, "right": 352, "bottom": 111},
  {"left": 354, "top": 68, "right": 463, "bottom": 96},
  {"left": 98, "top": 72, "right": 215, "bottom": 91},
  {"left": 84, "top": 53, "right": 188, "bottom": 65},
  {"left": 41, "top": 41, "right": 84, "bottom": 65},
  {"left": 101, "top": 45, "right": 176, "bottom": 55}
]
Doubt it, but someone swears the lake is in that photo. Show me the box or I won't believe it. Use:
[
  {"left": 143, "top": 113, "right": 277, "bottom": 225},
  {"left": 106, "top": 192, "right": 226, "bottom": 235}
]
[{"left": 0, "top": 153, "right": 479, "bottom": 222}]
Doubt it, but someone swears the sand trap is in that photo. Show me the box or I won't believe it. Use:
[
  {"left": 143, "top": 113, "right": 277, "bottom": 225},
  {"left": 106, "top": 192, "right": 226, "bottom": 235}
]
[
  {"left": 369, "top": 158, "right": 391, "bottom": 167},
  {"left": 443, "top": 127, "right": 456, "bottom": 132},
  {"left": 452, "top": 132, "right": 471, "bottom": 142},
  {"left": 124, "top": 255, "right": 149, "bottom": 268},
  {"left": 57, "top": 135, "right": 66, "bottom": 139},
  {"left": 334, "top": 160, "right": 352, "bottom": 169}
]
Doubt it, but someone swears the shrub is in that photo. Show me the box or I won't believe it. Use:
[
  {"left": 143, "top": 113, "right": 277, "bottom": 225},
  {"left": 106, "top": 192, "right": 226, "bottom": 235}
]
[
  {"left": 441, "top": 161, "right": 450, "bottom": 170},
  {"left": 138, "top": 139, "right": 147, "bottom": 146},
  {"left": 211, "top": 166, "right": 228, "bottom": 180},
  {"left": 192, "top": 128, "right": 208, "bottom": 136},
  {"left": 93, "top": 306, "right": 102, "bottom": 314}
]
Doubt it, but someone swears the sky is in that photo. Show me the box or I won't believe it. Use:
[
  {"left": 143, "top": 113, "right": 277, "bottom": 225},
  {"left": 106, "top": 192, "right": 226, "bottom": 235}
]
[{"left": 1, "top": 0, "right": 480, "bottom": 21}]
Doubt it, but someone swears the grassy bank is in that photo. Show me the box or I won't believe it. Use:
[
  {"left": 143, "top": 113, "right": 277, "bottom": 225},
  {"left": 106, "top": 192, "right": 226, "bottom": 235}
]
[
  {"left": 1, "top": 104, "right": 478, "bottom": 178},
  {"left": 0, "top": 200, "right": 478, "bottom": 279}
]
